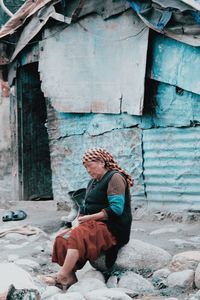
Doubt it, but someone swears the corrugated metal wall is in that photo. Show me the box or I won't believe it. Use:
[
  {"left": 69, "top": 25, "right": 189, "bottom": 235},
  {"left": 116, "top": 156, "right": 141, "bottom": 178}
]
[
  {"left": 143, "top": 127, "right": 200, "bottom": 209},
  {"left": 141, "top": 33, "right": 200, "bottom": 210}
]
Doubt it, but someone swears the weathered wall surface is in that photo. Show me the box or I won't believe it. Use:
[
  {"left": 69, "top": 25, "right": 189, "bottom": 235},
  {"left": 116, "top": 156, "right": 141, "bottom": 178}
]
[
  {"left": 44, "top": 31, "right": 200, "bottom": 211},
  {"left": 0, "top": 80, "right": 12, "bottom": 200},
  {"left": 46, "top": 101, "right": 144, "bottom": 206},
  {"left": 39, "top": 10, "right": 149, "bottom": 116}
]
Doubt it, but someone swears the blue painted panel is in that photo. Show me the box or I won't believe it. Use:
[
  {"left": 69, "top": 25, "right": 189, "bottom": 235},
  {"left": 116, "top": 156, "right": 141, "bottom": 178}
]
[
  {"left": 151, "top": 82, "right": 200, "bottom": 127},
  {"left": 57, "top": 113, "right": 141, "bottom": 137},
  {"left": 150, "top": 34, "right": 200, "bottom": 95},
  {"left": 143, "top": 127, "right": 200, "bottom": 208}
]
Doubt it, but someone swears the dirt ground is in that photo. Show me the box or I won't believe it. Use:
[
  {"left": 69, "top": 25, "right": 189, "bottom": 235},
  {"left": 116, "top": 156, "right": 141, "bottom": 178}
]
[
  {"left": 1, "top": 200, "right": 200, "bottom": 257},
  {"left": 1, "top": 200, "right": 200, "bottom": 300}
]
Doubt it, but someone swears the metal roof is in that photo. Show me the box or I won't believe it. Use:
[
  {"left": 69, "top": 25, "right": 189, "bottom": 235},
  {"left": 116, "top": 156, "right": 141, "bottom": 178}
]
[
  {"left": 0, "top": 0, "right": 55, "bottom": 38},
  {"left": 1, "top": 0, "right": 200, "bottom": 66},
  {"left": 1, "top": 0, "right": 200, "bottom": 40}
]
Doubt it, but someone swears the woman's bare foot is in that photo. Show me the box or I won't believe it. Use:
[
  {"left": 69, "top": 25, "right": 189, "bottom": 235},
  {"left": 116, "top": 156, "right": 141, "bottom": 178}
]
[
  {"left": 56, "top": 271, "right": 78, "bottom": 290},
  {"left": 37, "top": 273, "right": 57, "bottom": 285}
]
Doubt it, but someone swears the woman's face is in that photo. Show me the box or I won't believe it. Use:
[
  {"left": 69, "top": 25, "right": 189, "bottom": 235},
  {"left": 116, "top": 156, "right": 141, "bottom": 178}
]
[{"left": 84, "top": 160, "right": 107, "bottom": 180}]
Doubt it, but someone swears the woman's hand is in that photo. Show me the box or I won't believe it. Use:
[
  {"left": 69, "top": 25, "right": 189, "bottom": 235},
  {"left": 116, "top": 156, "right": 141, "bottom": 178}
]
[{"left": 78, "top": 215, "right": 92, "bottom": 224}]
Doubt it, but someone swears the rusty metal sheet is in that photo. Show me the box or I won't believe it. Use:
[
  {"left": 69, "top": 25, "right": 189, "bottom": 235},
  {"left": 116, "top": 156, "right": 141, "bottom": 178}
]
[
  {"left": 0, "top": 0, "right": 57, "bottom": 38},
  {"left": 10, "top": 5, "right": 56, "bottom": 62},
  {"left": 39, "top": 10, "right": 149, "bottom": 115}
]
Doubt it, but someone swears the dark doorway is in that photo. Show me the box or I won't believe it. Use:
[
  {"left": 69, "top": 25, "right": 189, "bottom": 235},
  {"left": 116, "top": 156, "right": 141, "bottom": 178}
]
[{"left": 17, "top": 63, "right": 53, "bottom": 200}]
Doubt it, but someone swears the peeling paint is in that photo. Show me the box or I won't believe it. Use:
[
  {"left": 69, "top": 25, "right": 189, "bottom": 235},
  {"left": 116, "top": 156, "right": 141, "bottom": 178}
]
[{"left": 48, "top": 127, "right": 144, "bottom": 204}]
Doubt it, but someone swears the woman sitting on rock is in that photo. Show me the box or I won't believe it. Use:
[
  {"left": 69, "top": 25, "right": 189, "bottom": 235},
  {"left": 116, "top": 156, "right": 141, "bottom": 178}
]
[{"left": 41, "top": 148, "right": 133, "bottom": 290}]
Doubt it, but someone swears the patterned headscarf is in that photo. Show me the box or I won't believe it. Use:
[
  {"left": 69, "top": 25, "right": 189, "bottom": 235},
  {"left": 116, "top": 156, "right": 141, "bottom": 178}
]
[{"left": 82, "top": 148, "right": 133, "bottom": 187}]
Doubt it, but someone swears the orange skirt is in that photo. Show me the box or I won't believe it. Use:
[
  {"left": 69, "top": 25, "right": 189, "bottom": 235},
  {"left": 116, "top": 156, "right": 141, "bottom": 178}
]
[{"left": 52, "top": 220, "right": 116, "bottom": 268}]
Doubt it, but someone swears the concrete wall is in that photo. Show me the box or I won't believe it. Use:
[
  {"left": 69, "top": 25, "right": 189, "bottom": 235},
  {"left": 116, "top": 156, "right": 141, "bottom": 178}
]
[
  {"left": 46, "top": 100, "right": 144, "bottom": 208},
  {"left": 0, "top": 79, "right": 12, "bottom": 201}
]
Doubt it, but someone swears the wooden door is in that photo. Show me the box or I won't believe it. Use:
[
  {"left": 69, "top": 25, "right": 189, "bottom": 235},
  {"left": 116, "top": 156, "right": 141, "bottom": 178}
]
[{"left": 17, "top": 63, "right": 53, "bottom": 200}]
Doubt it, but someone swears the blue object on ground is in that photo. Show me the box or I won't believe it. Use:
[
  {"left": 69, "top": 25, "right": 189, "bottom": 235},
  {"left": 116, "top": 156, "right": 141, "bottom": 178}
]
[
  {"left": 12, "top": 210, "right": 27, "bottom": 221},
  {"left": 2, "top": 211, "right": 15, "bottom": 222}
]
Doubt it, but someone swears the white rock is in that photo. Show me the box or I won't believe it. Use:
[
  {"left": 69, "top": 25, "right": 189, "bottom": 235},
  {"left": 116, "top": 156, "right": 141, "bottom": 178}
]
[
  {"left": 53, "top": 292, "right": 85, "bottom": 300},
  {"left": 15, "top": 258, "right": 40, "bottom": 268},
  {"left": 168, "top": 238, "right": 191, "bottom": 248},
  {"left": 85, "top": 287, "right": 132, "bottom": 300},
  {"left": 107, "top": 276, "right": 118, "bottom": 288},
  {"left": 41, "top": 286, "right": 61, "bottom": 299},
  {"left": 189, "top": 290, "right": 200, "bottom": 300},
  {"left": 152, "top": 268, "right": 171, "bottom": 288},
  {"left": 34, "top": 245, "right": 45, "bottom": 252},
  {"left": 0, "top": 263, "right": 37, "bottom": 293},
  {"left": 170, "top": 251, "right": 200, "bottom": 271},
  {"left": 80, "top": 269, "right": 105, "bottom": 282},
  {"left": 150, "top": 227, "right": 181, "bottom": 235},
  {"left": 167, "top": 269, "right": 194, "bottom": 289},
  {"left": 118, "top": 271, "right": 154, "bottom": 294},
  {"left": 5, "top": 242, "right": 29, "bottom": 249},
  {"left": 91, "top": 239, "right": 171, "bottom": 273},
  {"left": 67, "top": 278, "right": 106, "bottom": 295},
  {"left": 7, "top": 255, "right": 19, "bottom": 262},
  {"left": 115, "top": 240, "right": 171, "bottom": 272},
  {"left": 153, "top": 268, "right": 171, "bottom": 279},
  {"left": 4, "top": 233, "right": 28, "bottom": 241}
]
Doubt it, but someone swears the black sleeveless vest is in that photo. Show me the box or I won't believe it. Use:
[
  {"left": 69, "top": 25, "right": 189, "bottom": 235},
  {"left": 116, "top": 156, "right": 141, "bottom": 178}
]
[{"left": 84, "top": 170, "right": 132, "bottom": 246}]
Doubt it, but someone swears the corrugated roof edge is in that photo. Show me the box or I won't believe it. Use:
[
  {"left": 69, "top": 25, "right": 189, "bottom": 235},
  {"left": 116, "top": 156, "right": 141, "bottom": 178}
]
[{"left": 0, "top": 0, "right": 57, "bottom": 38}]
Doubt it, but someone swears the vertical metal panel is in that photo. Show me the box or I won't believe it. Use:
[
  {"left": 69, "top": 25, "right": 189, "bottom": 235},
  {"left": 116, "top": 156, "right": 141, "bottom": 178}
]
[
  {"left": 150, "top": 34, "right": 200, "bottom": 95},
  {"left": 39, "top": 10, "right": 149, "bottom": 115},
  {"left": 143, "top": 127, "right": 200, "bottom": 208}
]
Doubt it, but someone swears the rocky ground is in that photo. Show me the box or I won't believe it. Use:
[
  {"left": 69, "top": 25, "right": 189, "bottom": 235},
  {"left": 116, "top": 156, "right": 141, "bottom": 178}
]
[{"left": 1, "top": 201, "right": 200, "bottom": 299}]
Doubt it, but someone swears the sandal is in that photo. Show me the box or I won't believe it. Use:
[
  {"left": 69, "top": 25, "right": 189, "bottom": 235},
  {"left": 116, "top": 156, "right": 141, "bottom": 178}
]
[
  {"left": 12, "top": 210, "right": 27, "bottom": 221},
  {"left": 2, "top": 211, "right": 14, "bottom": 222}
]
